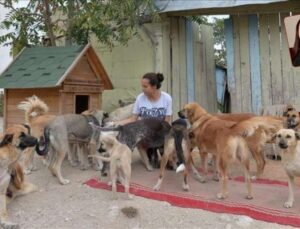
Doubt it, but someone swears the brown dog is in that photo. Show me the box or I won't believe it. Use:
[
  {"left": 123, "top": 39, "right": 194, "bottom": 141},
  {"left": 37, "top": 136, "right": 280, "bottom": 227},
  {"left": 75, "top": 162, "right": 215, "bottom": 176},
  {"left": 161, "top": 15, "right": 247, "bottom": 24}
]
[
  {"left": 283, "top": 106, "right": 300, "bottom": 131},
  {"left": 18, "top": 95, "right": 55, "bottom": 174},
  {"left": 179, "top": 102, "right": 283, "bottom": 199},
  {"left": 89, "top": 134, "right": 132, "bottom": 199},
  {"left": 0, "top": 125, "right": 38, "bottom": 228},
  {"left": 275, "top": 128, "right": 300, "bottom": 208},
  {"left": 189, "top": 112, "right": 279, "bottom": 182}
]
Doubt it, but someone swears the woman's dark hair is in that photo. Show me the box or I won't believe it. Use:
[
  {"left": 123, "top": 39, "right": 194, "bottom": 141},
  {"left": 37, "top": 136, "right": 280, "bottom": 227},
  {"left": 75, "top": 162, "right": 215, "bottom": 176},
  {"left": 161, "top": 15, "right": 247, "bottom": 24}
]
[{"left": 142, "top": 72, "right": 164, "bottom": 89}]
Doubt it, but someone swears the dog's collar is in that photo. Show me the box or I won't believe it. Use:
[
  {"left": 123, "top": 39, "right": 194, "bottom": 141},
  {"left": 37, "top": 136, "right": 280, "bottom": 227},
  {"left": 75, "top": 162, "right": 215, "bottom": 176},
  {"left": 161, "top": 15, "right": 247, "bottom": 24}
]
[
  {"left": 22, "top": 123, "right": 31, "bottom": 135},
  {"left": 83, "top": 115, "right": 100, "bottom": 126}
]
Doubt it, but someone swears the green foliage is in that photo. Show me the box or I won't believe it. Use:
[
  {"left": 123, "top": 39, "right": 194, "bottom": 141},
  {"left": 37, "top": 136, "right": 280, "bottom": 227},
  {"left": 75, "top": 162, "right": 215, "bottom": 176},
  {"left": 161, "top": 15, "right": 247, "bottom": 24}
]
[
  {"left": 0, "top": 0, "right": 158, "bottom": 55},
  {"left": 187, "top": 16, "right": 226, "bottom": 65},
  {"left": 211, "top": 17, "right": 226, "bottom": 65}
]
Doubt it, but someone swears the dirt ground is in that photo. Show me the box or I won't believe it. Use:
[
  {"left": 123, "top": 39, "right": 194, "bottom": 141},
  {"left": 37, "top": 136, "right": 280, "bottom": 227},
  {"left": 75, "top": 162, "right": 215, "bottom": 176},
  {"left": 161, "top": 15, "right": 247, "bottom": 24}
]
[{"left": 0, "top": 117, "right": 296, "bottom": 229}]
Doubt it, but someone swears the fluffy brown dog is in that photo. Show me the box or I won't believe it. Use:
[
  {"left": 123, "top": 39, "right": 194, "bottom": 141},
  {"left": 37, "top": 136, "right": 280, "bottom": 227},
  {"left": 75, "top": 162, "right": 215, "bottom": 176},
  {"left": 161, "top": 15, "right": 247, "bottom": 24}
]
[
  {"left": 18, "top": 95, "right": 55, "bottom": 174},
  {"left": 275, "top": 128, "right": 300, "bottom": 208},
  {"left": 89, "top": 134, "right": 132, "bottom": 199},
  {"left": 0, "top": 125, "right": 38, "bottom": 228},
  {"left": 179, "top": 102, "right": 283, "bottom": 199}
]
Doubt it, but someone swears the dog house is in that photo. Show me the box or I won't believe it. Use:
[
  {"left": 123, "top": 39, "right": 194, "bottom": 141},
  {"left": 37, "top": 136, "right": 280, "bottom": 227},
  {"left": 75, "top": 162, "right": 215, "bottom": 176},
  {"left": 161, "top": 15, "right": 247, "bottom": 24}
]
[{"left": 0, "top": 44, "right": 113, "bottom": 129}]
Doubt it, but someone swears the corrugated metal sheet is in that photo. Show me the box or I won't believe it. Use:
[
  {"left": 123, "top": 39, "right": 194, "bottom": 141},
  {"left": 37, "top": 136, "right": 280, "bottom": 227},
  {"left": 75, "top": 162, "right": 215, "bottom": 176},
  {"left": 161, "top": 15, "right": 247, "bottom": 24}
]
[{"left": 154, "top": 0, "right": 288, "bottom": 13}]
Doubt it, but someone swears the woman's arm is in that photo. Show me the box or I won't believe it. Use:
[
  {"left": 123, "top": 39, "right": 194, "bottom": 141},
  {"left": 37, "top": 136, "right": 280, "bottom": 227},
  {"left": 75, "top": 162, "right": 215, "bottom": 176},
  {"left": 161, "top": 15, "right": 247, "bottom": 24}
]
[
  {"left": 113, "top": 114, "right": 138, "bottom": 126},
  {"left": 164, "top": 115, "right": 172, "bottom": 123}
]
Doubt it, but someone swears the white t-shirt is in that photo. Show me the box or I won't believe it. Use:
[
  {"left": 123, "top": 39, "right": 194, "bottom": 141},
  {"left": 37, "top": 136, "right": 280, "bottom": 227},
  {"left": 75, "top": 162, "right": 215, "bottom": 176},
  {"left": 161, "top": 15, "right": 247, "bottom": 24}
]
[{"left": 133, "top": 91, "right": 172, "bottom": 120}]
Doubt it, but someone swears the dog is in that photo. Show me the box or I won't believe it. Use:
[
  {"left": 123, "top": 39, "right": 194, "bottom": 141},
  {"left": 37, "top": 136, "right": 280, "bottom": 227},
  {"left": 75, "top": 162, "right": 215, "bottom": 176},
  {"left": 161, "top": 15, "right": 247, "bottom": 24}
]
[
  {"left": 89, "top": 134, "right": 132, "bottom": 199},
  {"left": 0, "top": 125, "right": 38, "bottom": 228},
  {"left": 35, "top": 110, "right": 106, "bottom": 185},
  {"left": 18, "top": 95, "right": 56, "bottom": 174},
  {"left": 153, "top": 118, "right": 192, "bottom": 191},
  {"left": 283, "top": 105, "right": 300, "bottom": 131},
  {"left": 179, "top": 102, "right": 283, "bottom": 199},
  {"left": 93, "top": 118, "right": 172, "bottom": 171},
  {"left": 275, "top": 128, "right": 300, "bottom": 208}
]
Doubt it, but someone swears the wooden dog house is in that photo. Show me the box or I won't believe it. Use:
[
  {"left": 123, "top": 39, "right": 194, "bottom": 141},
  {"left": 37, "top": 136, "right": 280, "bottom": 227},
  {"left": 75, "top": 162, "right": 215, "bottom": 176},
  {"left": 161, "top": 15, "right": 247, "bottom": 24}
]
[{"left": 0, "top": 44, "right": 113, "bottom": 129}]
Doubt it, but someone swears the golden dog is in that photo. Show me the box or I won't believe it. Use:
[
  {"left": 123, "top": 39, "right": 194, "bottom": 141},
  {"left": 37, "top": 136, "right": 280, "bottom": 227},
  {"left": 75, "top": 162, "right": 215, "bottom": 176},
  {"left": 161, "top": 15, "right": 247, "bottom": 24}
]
[
  {"left": 275, "top": 128, "right": 300, "bottom": 208},
  {"left": 89, "top": 134, "right": 132, "bottom": 199},
  {"left": 179, "top": 102, "right": 283, "bottom": 199},
  {"left": 0, "top": 125, "right": 37, "bottom": 228},
  {"left": 18, "top": 95, "right": 55, "bottom": 174}
]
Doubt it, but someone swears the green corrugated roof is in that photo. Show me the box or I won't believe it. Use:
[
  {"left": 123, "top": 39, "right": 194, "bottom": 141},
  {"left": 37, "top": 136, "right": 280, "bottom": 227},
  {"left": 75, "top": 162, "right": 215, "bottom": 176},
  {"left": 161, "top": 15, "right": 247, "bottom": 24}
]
[{"left": 0, "top": 45, "right": 85, "bottom": 88}]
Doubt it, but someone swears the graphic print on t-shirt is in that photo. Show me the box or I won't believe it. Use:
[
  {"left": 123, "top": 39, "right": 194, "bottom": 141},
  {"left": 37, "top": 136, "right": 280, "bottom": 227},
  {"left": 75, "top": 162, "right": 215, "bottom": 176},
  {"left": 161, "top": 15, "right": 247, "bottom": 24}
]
[{"left": 139, "top": 107, "right": 167, "bottom": 119}]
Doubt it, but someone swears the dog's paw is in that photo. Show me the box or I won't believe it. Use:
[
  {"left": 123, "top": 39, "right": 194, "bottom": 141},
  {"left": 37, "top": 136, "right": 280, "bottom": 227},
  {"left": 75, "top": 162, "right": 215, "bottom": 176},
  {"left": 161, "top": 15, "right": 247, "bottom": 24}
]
[
  {"left": 23, "top": 169, "right": 31, "bottom": 175},
  {"left": 60, "top": 179, "right": 70, "bottom": 185},
  {"left": 146, "top": 165, "right": 154, "bottom": 171},
  {"left": 194, "top": 174, "right": 206, "bottom": 183},
  {"left": 245, "top": 195, "right": 253, "bottom": 200},
  {"left": 153, "top": 184, "right": 161, "bottom": 191},
  {"left": 216, "top": 193, "right": 227, "bottom": 200},
  {"left": 182, "top": 183, "right": 190, "bottom": 191},
  {"left": 284, "top": 201, "right": 293, "bottom": 208},
  {"left": 212, "top": 174, "right": 219, "bottom": 182}
]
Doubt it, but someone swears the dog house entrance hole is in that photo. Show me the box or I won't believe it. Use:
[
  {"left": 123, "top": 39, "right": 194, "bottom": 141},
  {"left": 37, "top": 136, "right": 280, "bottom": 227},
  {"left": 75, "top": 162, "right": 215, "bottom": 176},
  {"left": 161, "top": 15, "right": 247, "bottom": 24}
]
[{"left": 75, "top": 95, "right": 89, "bottom": 114}]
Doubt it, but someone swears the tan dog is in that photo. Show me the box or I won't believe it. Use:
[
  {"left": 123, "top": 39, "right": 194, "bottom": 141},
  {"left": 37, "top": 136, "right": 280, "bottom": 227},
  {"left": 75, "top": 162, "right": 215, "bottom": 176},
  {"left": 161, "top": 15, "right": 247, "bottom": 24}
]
[
  {"left": 275, "top": 129, "right": 300, "bottom": 208},
  {"left": 217, "top": 113, "right": 283, "bottom": 179},
  {"left": 18, "top": 95, "right": 55, "bottom": 174},
  {"left": 283, "top": 106, "right": 300, "bottom": 131},
  {"left": 179, "top": 102, "right": 283, "bottom": 199},
  {"left": 89, "top": 134, "right": 132, "bottom": 200},
  {"left": 0, "top": 125, "right": 38, "bottom": 228}
]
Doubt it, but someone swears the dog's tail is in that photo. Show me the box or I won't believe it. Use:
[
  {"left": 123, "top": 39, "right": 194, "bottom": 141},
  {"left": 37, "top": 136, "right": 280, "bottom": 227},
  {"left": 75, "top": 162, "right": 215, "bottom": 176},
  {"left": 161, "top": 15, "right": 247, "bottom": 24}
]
[
  {"left": 88, "top": 154, "right": 113, "bottom": 162},
  {"left": 35, "top": 127, "right": 50, "bottom": 156},
  {"left": 17, "top": 95, "right": 49, "bottom": 123},
  {"left": 172, "top": 128, "right": 186, "bottom": 165},
  {"left": 232, "top": 116, "right": 283, "bottom": 137},
  {"left": 89, "top": 122, "right": 122, "bottom": 131}
]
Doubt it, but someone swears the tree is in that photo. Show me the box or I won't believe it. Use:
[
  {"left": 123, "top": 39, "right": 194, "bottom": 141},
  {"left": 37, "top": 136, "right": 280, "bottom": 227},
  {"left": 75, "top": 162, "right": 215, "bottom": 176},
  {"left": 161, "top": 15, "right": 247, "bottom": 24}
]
[
  {"left": 0, "top": 0, "right": 157, "bottom": 56},
  {"left": 187, "top": 16, "right": 227, "bottom": 65},
  {"left": 211, "top": 17, "right": 226, "bottom": 65}
]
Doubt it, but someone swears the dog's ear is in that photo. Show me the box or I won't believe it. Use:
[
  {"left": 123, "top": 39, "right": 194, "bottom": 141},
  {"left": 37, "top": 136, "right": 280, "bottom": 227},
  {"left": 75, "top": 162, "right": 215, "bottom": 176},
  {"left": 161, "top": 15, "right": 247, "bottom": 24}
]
[
  {"left": 188, "top": 132, "right": 195, "bottom": 139},
  {"left": 103, "top": 112, "right": 109, "bottom": 118},
  {"left": 270, "top": 133, "right": 277, "bottom": 142},
  {"left": 295, "top": 132, "right": 300, "bottom": 140},
  {"left": 0, "top": 134, "right": 13, "bottom": 147}
]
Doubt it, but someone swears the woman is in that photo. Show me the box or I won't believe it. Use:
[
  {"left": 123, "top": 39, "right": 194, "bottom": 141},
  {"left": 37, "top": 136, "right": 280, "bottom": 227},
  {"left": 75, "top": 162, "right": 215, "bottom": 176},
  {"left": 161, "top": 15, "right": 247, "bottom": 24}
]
[
  {"left": 290, "top": 20, "right": 300, "bottom": 67},
  {"left": 114, "top": 72, "right": 172, "bottom": 125},
  {"left": 113, "top": 72, "right": 185, "bottom": 173}
]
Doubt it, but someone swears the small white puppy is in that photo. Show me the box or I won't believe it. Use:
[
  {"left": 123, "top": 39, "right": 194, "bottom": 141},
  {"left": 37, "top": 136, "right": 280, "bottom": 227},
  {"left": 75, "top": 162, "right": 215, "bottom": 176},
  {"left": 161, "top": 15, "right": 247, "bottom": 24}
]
[
  {"left": 89, "top": 134, "right": 132, "bottom": 199},
  {"left": 275, "top": 128, "right": 300, "bottom": 208}
]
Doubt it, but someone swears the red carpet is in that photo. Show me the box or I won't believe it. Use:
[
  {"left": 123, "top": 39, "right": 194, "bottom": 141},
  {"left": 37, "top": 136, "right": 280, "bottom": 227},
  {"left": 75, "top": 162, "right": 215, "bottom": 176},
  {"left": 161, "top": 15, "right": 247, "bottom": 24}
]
[{"left": 85, "top": 162, "right": 300, "bottom": 227}]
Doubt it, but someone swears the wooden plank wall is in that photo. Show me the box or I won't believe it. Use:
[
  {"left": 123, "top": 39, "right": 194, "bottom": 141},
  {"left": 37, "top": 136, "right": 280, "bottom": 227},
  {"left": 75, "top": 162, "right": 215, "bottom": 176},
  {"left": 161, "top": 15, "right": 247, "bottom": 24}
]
[
  {"left": 225, "top": 12, "right": 300, "bottom": 113},
  {"left": 169, "top": 17, "right": 216, "bottom": 113},
  {"left": 5, "top": 88, "right": 59, "bottom": 128}
]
